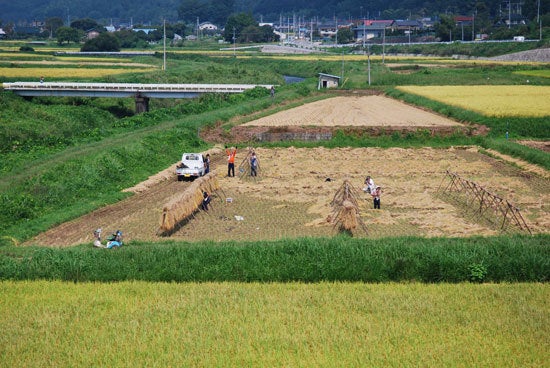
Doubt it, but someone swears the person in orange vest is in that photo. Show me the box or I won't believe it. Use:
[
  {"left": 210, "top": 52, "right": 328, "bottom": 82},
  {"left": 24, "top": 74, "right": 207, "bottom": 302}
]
[{"left": 226, "top": 146, "right": 237, "bottom": 177}]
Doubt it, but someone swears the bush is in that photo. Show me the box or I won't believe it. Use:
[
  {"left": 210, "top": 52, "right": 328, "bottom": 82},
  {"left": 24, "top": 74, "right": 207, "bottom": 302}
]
[{"left": 81, "top": 33, "right": 120, "bottom": 52}]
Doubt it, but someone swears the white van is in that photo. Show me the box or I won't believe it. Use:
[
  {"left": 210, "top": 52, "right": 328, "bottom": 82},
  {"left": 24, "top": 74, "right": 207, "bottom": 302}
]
[{"left": 176, "top": 153, "right": 206, "bottom": 181}]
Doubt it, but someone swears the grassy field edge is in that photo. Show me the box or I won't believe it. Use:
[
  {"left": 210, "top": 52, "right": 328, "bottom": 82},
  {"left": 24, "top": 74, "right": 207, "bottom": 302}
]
[{"left": 1, "top": 234, "right": 548, "bottom": 283}]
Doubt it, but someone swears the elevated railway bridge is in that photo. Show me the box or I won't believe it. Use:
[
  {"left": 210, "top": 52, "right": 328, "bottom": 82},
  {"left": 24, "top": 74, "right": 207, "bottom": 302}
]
[{"left": 2, "top": 82, "right": 275, "bottom": 113}]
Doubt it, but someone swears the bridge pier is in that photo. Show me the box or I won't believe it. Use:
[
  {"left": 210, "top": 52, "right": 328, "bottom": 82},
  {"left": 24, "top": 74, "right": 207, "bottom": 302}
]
[{"left": 135, "top": 94, "right": 149, "bottom": 114}]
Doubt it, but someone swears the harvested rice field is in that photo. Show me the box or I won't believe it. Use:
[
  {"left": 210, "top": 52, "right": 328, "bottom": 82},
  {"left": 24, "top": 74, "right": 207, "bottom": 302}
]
[
  {"left": 25, "top": 96, "right": 549, "bottom": 247},
  {"left": 28, "top": 145, "right": 549, "bottom": 247}
]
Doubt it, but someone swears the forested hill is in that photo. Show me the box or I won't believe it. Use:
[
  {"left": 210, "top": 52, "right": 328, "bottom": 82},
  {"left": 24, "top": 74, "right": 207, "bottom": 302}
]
[{"left": 1, "top": 0, "right": 545, "bottom": 26}]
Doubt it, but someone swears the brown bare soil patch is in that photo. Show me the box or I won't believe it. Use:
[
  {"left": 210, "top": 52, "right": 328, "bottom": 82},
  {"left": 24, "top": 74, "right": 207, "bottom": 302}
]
[
  {"left": 202, "top": 95, "right": 478, "bottom": 143},
  {"left": 243, "top": 96, "right": 461, "bottom": 127},
  {"left": 517, "top": 140, "right": 550, "bottom": 152},
  {"left": 385, "top": 64, "right": 449, "bottom": 74},
  {"left": 385, "top": 63, "right": 451, "bottom": 69}
]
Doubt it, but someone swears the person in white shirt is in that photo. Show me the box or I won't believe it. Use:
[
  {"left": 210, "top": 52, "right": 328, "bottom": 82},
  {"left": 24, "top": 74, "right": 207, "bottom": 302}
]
[
  {"left": 363, "top": 175, "right": 376, "bottom": 194},
  {"left": 93, "top": 229, "right": 104, "bottom": 248},
  {"left": 371, "top": 186, "right": 382, "bottom": 209}
]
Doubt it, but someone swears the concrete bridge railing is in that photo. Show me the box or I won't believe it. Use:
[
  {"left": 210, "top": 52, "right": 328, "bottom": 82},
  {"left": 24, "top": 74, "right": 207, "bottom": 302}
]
[{"left": 2, "top": 82, "right": 275, "bottom": 113}]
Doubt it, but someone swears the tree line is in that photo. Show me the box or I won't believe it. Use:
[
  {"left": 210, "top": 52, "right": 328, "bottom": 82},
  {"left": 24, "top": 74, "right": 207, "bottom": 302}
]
[
  {"left": 1, "top": 0, "right": 547, "bottom": 49},
  {"left": 2, "top": 0, "right": 547, "bottom": 26}
]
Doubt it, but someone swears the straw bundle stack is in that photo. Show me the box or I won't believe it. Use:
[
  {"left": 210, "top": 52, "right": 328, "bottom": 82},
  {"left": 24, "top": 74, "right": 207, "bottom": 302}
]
[
  {"left": 331, "top": 179, "right": 368, "bottom": 234},
  {"left": 340, "top": 200, "right": 358, "bottom": 230},
  {"left": 158, "top": 171, "right": 220, "bottom": 234}
]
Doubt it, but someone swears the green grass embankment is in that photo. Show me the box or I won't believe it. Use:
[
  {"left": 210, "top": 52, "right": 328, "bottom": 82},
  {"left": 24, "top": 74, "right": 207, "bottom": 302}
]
[{"left": 1, "top": 235, "right": 547, "bottom": 283}]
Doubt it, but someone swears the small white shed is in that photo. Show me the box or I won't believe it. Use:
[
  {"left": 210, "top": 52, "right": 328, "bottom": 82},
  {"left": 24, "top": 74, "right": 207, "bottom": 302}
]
[{"left": 318, "top": 73, "right": 341, "bottom": 89}]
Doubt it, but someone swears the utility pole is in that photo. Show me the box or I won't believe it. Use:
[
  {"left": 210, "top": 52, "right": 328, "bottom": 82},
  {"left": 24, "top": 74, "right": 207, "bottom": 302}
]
[
  {"left": 293, "top": 12, "right": 296, "bottom": 40},
  {"left": 287, "top": 16, "right": 290, "bottom": 43},
  {"left": 472, "top": 12, "right": 475, "bottom": 41},
  {"left": 510, "top": 1, "right": 515, "bottom": 29},
  {"left": 382, "top": 26, "right": 385, "bottom": 64},
  {"left": 280, "top": 13, "right": 283, "bottom": 45},
  {"left": 341, "top": 51, "right": 344, "bottom": 80},
  {"left": 362, "top": 16, "right": 365, "bottom": 53},
  {"left": 163, "top": 19, "right": 166, "bottom": 71},
  {"left": 367, "top": 44, "right": 371, "bottom": 86},
  {"left": 538, "top": 0, "right": 542, "bottom": 40},
  {"left": 233, "top": 27, "right": 236, "bottom": 57},
  {"left": 335, "top": 15, "right": 338, "bottom": 45}
]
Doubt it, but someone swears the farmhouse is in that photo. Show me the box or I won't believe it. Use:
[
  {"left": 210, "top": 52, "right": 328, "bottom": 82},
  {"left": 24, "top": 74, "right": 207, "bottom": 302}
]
[
  {"left": 317, "top": 23, "right": 338, "bottom": 38},
  {"left": 353, "top": 20, "right": 394, "bottom": 41},
  {"left": 394, "top": 19, "right": 423, "bottom": 31},
  {"left": 86, "top": 30, "right": 100, "bottom": 40},
  {"left": 199, "top": 22, "right": 218, "bottom": 31}
]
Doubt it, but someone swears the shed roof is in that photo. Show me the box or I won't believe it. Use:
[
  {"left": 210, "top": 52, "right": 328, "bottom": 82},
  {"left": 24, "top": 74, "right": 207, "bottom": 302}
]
[{"left": 318, "top": 73, "right": 341, "bottom": 80}]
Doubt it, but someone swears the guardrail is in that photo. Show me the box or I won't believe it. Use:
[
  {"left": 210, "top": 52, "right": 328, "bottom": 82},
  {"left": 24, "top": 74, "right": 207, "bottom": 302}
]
[
  {"left": 2, "top": 82, "right": 275, "bottom": 113},
  {"left": 3, "top": 82, "right": 273, "bottom": 93}
]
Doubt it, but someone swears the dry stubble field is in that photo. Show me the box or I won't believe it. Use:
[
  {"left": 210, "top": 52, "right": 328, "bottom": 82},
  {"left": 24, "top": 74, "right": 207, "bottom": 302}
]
[{"left": 28, "top": 96, "right": 549, "bottom": 246}]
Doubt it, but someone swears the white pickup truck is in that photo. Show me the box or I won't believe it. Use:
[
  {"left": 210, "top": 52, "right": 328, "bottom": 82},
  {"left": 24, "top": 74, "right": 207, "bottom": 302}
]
[{"left": 176, "top": 153, "right": 206, "bottom": 181}]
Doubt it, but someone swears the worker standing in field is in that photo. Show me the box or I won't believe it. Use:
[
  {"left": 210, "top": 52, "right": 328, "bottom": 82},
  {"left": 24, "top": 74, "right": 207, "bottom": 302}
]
[
  {"left": 204, "top": 153, "right": 211, "bottom": 174},
  {"left": 371, "top": 186, "right": 382, "bottom": 209},
  {"left": 250, "top": 151, "right": 259, "bottom": 177},
  {"left": 201, "top": 191, "right": 212, "bottom": 211},
  {"left": 226, "top": 146, "right": 237, "bottom": 177}
]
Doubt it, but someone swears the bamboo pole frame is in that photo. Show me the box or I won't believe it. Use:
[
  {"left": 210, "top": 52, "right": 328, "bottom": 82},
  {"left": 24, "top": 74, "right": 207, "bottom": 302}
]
[{"left": 440, "top": 170, "right": 531, "bottom": 234}]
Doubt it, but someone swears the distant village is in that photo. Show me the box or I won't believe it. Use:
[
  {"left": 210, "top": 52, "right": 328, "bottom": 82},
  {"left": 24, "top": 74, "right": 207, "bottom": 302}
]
[{"left": 0, "top": 7, "right": 533, "bottom": 45}]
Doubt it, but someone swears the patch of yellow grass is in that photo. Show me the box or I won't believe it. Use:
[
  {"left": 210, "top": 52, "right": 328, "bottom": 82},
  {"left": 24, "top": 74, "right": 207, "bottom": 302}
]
[
  {"left": 515, "top": 70, "right": 550, "bottom": 79},
  {"left": 235, "top": 54, "right": 542, "bottom": 65},
  {"left": 397, "top": 85, "right": 550, "bottom": 117},
  {"left": 36, "top": 47, "right": 82, "bottom": 53},
  {"left": 0, "top": 52, "right": 56, "bottom": 59},
  {"left": 0, "top": 67, "right": 150, "bottom": 78},
  {"left": 54, "top": 56, "right": 136, "bottom": 63},
  {"left": 1, "top": 281, "right": 547, "bottom": 367}
]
